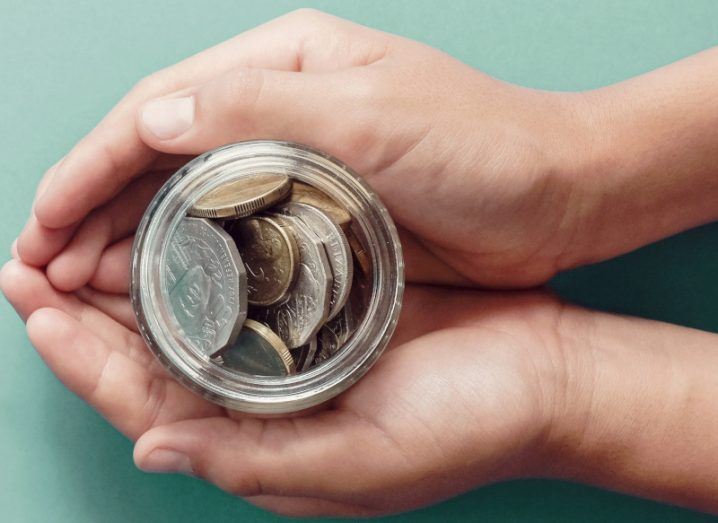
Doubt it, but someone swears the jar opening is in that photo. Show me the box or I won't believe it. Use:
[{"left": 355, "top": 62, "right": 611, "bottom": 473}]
[{"left": 131, "top": 141, "right": 403, "bottom": 413}]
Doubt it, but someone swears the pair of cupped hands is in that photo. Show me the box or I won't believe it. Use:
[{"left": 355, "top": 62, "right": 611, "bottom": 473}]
[{"left": 1, "top": 10, "right": 689, "bottom": 517}]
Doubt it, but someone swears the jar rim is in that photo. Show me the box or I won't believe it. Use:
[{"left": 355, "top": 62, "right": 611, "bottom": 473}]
[{"left": 131, "top": 140, "right": 404, "bottom": 414}]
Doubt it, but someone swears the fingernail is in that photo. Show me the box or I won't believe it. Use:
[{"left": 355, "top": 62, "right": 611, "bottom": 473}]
[
  {"left": 139, "top": 448, "right": 193, "bottom": 475},
  {"left": 10, "top": 239, "right": 18, "bottom": 259},
  {"left": 141, "top": 96, "right": 195, "bottom": 140}
]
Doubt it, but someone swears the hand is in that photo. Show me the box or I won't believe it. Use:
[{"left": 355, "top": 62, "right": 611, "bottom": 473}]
[
  {"left": 11, "top": 8, "right": 718, "bottom": 517},
  {"left": 16, "top": 8, "right": 589, "bottom": 290},
  {"left": 1, "top": 259, "right": 568, "bottom": 517},
  {"left": 7, "top": 256, "right": 718, "bottom": 516}
]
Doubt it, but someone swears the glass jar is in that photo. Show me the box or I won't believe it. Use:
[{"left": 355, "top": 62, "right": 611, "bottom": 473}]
[{"left": 131, "top": 141, "right": 404, "bottom": 414}]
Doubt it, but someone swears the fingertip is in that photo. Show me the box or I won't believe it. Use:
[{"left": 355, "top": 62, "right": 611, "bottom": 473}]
[
  {"left": 89, "top": 237, "right": 133, "bottom": 294},
  {"left": 0, "top": 260, "right": 46, "bottom": 319},
  {"left": 16, "top": 217, "right": 43, "bottom": 266},
  {"left": 10, "top": 239, "right": 18, "bottom": 260},
  {"left": 135, "top": 448, "right": 194, "bottom": 476},
  {"left": 133, "top": 426, "right": 167, "bottom": 468},
  {"left": 33, "top": 157, "right": 93, "bottom": 230},
  {"left": 0, "top": 259, "right": 27, "bottom": 303},
  {"left": 134, "top": 417, "right": 234, "bottom": 465},
  {"left": 46, "top": 220, "right": 108, "bottom": 292},
  {"left": 36, "top": 132, "right": 159, "bottom": 229},
  {"left": 16, "top": 216, "right": 77, "bottom": 267},
  {"left": 26, "top": 307, "right": 66, "bottom": 338},
  {"left": 47, "top": 253, "right": 94, "bottom": 292},
  {"left": 26, "top": 308, "right": 79, "bottom": 363},
  {"left": 133, "top": 421, "right": 204, "bottom": 475},
  {"left": 33, "top": 191, "right": 70, "bottom": 229},
  {"left": 26, "top": 307, "right": 103, "bottom": 391},
  {"left": 1, "top": 260, "right": 69, "bottom": 321}
]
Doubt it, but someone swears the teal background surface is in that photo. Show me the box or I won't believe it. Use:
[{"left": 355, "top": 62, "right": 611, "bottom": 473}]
[{"left": 2, "top": 0, "right": 718, "bottom": 521}]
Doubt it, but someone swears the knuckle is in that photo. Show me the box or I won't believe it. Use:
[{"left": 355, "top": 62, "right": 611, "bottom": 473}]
[
  {"left": 193, "top": 461, "right": 265, "bottom": 499},
  {"left": 349, "top": 72, "right": 384, "bottom": 102},
  {"left": 224, "top": 68, "right": 266, "bottom": 110},
  {"left": 0, "top": 260, "right": 22, "bottom": 298},
  {"left": 225, "top": 472, "right": 265, "bottom": 498},
  {"left": 285, "top": 7, "right": 328, "bottom": 26},
  {"left": 140, "top": 375, "right": 168, "bottom": 433},
  {"left": 299, "top": 74, "right": 383, "bottom": 163},
  {"left": 87, "top": 349, "right": 117, "bottom": 403}
]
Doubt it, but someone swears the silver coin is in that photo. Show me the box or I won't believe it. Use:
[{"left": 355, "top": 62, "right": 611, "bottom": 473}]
[
  {"left": 165, "top": 217, "right": 247, "bottom": 357},
  {"left": 276, "top": 202, "right": 353, "bottom": 320},
  {"left": 293, "top": 337, "right": 318, "bottom": 373},
  {"left": 252, "top": 214, "right": 332, "bottom": 348},
  {"left": 315, "top": 304, "right": 359, "bottom": 364},
  {"left": 314, "top": 269, "right": 367, "bottom": 365}
]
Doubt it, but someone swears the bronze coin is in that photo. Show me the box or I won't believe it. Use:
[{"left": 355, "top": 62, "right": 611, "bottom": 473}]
[
  {"left": 190, "top": 173, "right": 291, "bottom": 219},
  {"left": 346, "top": 227, "right": 372, "bottom": 276},
  {"left": 221, "top": 319, "right": 295, "bottom": 376},
  {"left": 289, "top": 181, "right": 352, "bottom": 228},
  {"left": 229, "top": 216, "right": 299, "bottom": 306}
]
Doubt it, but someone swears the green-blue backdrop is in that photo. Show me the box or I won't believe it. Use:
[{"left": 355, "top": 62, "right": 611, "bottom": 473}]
[{"left": 2, "top": 1, "right": 718, "bottom": 521}]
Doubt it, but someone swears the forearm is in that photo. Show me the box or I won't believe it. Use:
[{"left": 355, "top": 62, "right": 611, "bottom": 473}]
[
  {"left": 565, "top": 46, "right": 718, "bottom": 268},
  {"left": 548, "top": 307, "right": 718, "bottom": 513}
]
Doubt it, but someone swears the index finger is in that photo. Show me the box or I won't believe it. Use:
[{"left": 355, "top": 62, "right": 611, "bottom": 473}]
[{"left": 32, "top": 10, "right": 342, "bottom": 230}]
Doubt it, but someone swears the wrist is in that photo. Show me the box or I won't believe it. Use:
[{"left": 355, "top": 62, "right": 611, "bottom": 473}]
[
  {"left": 555, "top": 74, "right": 718, "bottom": 270},
  {"left": 542, "top": 87, "right": 637, "bottom": 271},
  {"left": 484, "top": 87, "right": 623, "bottom": 280},
  {"left": 532, "top": 306, "right": 649, "bottom": 480},
  {"left": 535, "top": 305, "right": 718, "bottom": 512}
]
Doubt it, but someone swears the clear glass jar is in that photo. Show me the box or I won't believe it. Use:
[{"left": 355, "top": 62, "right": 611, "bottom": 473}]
[{"left": 131, "top": 141, "right": 404, "bottom": 414}]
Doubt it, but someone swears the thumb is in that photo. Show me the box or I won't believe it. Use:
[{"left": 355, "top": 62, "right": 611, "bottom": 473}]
[
  {"left": 133, "top": 413, "right": 408, "bottom": 502},
  {"left": 136, "top": 68, "right": 365, "bottom": 160}
]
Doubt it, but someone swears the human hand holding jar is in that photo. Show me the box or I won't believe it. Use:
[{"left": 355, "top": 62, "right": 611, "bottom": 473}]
[{"left": 6, "top": 9, "right": 718, "bottom": 518}]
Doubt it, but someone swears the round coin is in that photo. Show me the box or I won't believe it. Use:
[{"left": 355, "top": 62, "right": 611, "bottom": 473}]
[
  {"left": 277, "top": 202, "right": 353, "bottom": 320},
  {"left": 221, "top": 319, "right": 295, "bottom": 376},
  {"left": 346, "top": 227, "right": 372, "bottom": 276},
  {"left": 189, "top": 173, "right": 291, "bottom": 219},
  {"left": 252, "top": 214, "right": 332, "bottom": 348},
  {"left": 292, "top": 337, "right": 318, "bottom": 373},
  {"left": 165, "top": 217, "right": 247, "bottom": 357},
  {"left": 314, "top": 269, "right": 367, "bottom": 365},
  {"left": 229, "top": 216, "right": 299, "bottom": 306},
  {"left": 289, "top": 181, "right": 352, "bottom": 227},
  {"left": 315, "top": 301, "right": 360, "bottom": 365}
]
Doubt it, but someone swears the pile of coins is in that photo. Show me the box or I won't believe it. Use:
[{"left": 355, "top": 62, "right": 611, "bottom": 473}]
[{"left": 164, "top": 173, "right": 371, "bottom": 376}]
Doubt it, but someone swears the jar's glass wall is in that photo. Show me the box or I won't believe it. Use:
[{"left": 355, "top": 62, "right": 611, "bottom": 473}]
[{"left": 131, "top": 141, "right": 404, "bottom": 414}]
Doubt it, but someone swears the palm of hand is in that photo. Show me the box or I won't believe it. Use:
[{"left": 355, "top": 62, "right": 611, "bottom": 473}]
[{"left": 1, "top": 259, "right": 559, "bottom": 517}]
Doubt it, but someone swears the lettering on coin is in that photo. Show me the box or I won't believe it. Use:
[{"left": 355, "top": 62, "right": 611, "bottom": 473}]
[
  {"left": 166, "top": 217, "right": 247, "bottom": 357},
  {"left": 251, "top": 215, "right": 332, "bottom": 348},
  {"left": 230, "top": 216, "right": 298, "bottom": 306}
]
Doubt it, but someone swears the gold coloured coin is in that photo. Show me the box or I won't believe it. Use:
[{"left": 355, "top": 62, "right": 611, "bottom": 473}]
[
  {"left": 229, "top": 216, "right": 299, "bottom": 306},
  {"left": 189, "top": 173, "right": 291, "bottom": 218},
  {"left": 221, "top": 319, "right": 295, "bottom": 376},
  {"left": 346, "top": 228, "right": 372, "bottom": 276},
  {"left": 289, "top": 182, "right": 352, "bottom": 228}
]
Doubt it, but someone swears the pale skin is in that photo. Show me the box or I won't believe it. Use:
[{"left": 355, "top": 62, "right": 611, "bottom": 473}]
[{"left": 3, "top": 8, "right": 718, "bottom": 517}]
